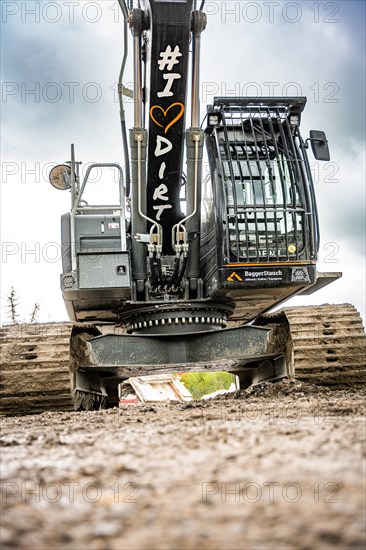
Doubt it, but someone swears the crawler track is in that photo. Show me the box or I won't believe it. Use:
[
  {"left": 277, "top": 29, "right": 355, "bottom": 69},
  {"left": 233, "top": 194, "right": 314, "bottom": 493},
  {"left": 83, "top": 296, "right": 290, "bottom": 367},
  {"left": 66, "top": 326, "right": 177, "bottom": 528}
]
[
  {"left": 0, "top": 323, "right": 74, "bottom": 415},
  {"left": 257, "top": 304, "right": 366, "bottom": 388},
  {"left": 284, "top": 304, "right": 366, "bottom": 387}
]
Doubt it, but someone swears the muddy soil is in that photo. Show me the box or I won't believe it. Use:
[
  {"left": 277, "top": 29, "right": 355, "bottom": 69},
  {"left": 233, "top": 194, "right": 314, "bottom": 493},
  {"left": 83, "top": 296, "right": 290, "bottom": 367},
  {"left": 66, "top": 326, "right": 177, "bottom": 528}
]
[{"left": 1, "top": 380, "right": 365, "bottom": 550}]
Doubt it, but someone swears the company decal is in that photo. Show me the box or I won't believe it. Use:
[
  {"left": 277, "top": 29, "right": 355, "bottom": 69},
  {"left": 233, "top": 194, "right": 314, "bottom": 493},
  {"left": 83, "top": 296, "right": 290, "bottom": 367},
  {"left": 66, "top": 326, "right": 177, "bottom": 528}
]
[
  {"left": 243, "top": 270, "right": 284, "bottom": 282},
  {"left": 225, "top": 266, "right": 314, "bottom": 286},
  {"left": 227, "top": 272, "right": 243, "bottom": 282},
  {"left": 149, "top": 44, "right": 185, "bottom": 223},
  {"left": 145, "top": 1, "right": 192, "bottom": 253}
]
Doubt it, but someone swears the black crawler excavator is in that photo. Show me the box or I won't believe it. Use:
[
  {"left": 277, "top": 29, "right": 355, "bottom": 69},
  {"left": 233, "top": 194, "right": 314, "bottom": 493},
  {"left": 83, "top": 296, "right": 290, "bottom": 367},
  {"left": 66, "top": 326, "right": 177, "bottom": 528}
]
[{"left": 1, "top": 0, "right": 365, "bottom": 414}]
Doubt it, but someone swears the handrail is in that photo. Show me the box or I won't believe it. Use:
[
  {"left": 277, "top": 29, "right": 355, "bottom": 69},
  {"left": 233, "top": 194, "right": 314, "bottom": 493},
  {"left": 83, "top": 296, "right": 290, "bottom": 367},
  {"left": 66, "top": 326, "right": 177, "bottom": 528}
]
[{"left": 70, "top": 163, "right": 126, "bottom": 271}]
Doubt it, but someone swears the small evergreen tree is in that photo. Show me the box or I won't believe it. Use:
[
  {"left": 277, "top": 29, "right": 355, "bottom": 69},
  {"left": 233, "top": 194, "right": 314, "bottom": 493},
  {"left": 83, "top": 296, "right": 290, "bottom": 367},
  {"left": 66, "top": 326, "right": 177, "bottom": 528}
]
[
  {"left": 7, "top": 287, "right": 20, "bottom": 324},
  {"left": 29, "top": 302, "right": 40, "bottom": 323}
]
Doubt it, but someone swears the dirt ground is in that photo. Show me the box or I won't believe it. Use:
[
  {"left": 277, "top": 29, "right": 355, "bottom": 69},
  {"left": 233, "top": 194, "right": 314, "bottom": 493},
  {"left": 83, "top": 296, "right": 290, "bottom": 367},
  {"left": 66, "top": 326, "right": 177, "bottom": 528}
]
[{"left": 1, "top": 380, "right": 365, "bottom": 550}]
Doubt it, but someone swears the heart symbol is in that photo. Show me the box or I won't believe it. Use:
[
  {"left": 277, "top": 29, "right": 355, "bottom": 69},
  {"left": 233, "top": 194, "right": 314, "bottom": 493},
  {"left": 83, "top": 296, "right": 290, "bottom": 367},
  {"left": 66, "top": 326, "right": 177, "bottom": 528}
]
[{"left": 150, "top": 102, "right": 185, "bottom": 134}]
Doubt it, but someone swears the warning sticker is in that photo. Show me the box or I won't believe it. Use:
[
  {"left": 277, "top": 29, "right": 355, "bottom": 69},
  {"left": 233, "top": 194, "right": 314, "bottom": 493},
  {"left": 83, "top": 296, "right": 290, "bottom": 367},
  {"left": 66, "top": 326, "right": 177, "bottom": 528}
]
[
  {"left": 291, "top": 267, "right": 310, "bottom": 283},
  {"left": 108, "top": 222, "right": 120, "bottom": 230}
]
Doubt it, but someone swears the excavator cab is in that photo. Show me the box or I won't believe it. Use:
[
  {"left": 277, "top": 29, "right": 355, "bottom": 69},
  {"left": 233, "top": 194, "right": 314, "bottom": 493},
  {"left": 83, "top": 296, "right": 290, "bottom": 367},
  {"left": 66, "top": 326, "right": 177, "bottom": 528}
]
[{"left": 200, "top": 96, "right": 332, "bottom": 322}]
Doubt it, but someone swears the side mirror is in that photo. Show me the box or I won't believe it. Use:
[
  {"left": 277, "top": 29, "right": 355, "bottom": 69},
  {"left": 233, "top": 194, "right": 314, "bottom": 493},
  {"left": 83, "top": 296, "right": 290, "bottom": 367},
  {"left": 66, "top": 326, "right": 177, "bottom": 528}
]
[
  {"left": 49, "top": 164, "right": 72, "bottom": 190},
  {"left": 309, "top": 130, "right": 330, "bottom": 161}
]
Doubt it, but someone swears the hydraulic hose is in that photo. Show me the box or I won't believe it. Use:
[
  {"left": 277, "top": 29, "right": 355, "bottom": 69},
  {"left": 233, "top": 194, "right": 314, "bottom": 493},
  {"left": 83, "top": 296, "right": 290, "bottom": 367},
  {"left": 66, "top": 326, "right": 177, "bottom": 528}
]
[
  {"left": 168, "top": 256, "right": 180, "bottom": 286},
  {"left": 156, "top": 257, "right": 165, "bottom": 287},
  {"left": 117, "top": 0, "right": 131, "bottom": 197},
  {"left": 168, "top": 255, "right": 181, "bottom": 287},
  {"left": 176, "top": 256, "right": 188, "bottom": 286},
  {"left": 149, "top": 257, "right": 159, "bottom": 288}
]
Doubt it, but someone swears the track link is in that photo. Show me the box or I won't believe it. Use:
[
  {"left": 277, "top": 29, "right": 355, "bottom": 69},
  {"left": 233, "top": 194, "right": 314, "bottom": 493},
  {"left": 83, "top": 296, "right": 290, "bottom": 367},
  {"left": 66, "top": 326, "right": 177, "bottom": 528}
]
[{"left": 0, "top": 323, "right": 74, "bottom": 415}]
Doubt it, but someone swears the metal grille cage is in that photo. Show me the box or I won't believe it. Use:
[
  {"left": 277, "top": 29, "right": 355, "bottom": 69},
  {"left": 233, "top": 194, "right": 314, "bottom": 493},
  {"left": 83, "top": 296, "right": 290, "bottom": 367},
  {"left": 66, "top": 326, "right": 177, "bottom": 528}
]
[{"left": 210, "top": 97, "right": 316, "bottom": 263}]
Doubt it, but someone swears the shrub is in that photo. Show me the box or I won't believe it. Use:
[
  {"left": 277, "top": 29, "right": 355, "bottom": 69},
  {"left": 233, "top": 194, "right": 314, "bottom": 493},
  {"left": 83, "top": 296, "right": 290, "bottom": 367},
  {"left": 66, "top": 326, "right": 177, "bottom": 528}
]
[{"left": 179, "top": 371, "right": 235, "bottom": 400}]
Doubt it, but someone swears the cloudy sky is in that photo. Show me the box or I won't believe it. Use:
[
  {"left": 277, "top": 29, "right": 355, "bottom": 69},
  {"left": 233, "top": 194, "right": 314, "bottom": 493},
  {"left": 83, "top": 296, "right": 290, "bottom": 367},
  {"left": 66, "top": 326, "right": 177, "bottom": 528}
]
[{"left": 1, "top": 0, "right": 365, "bottom": 324}]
